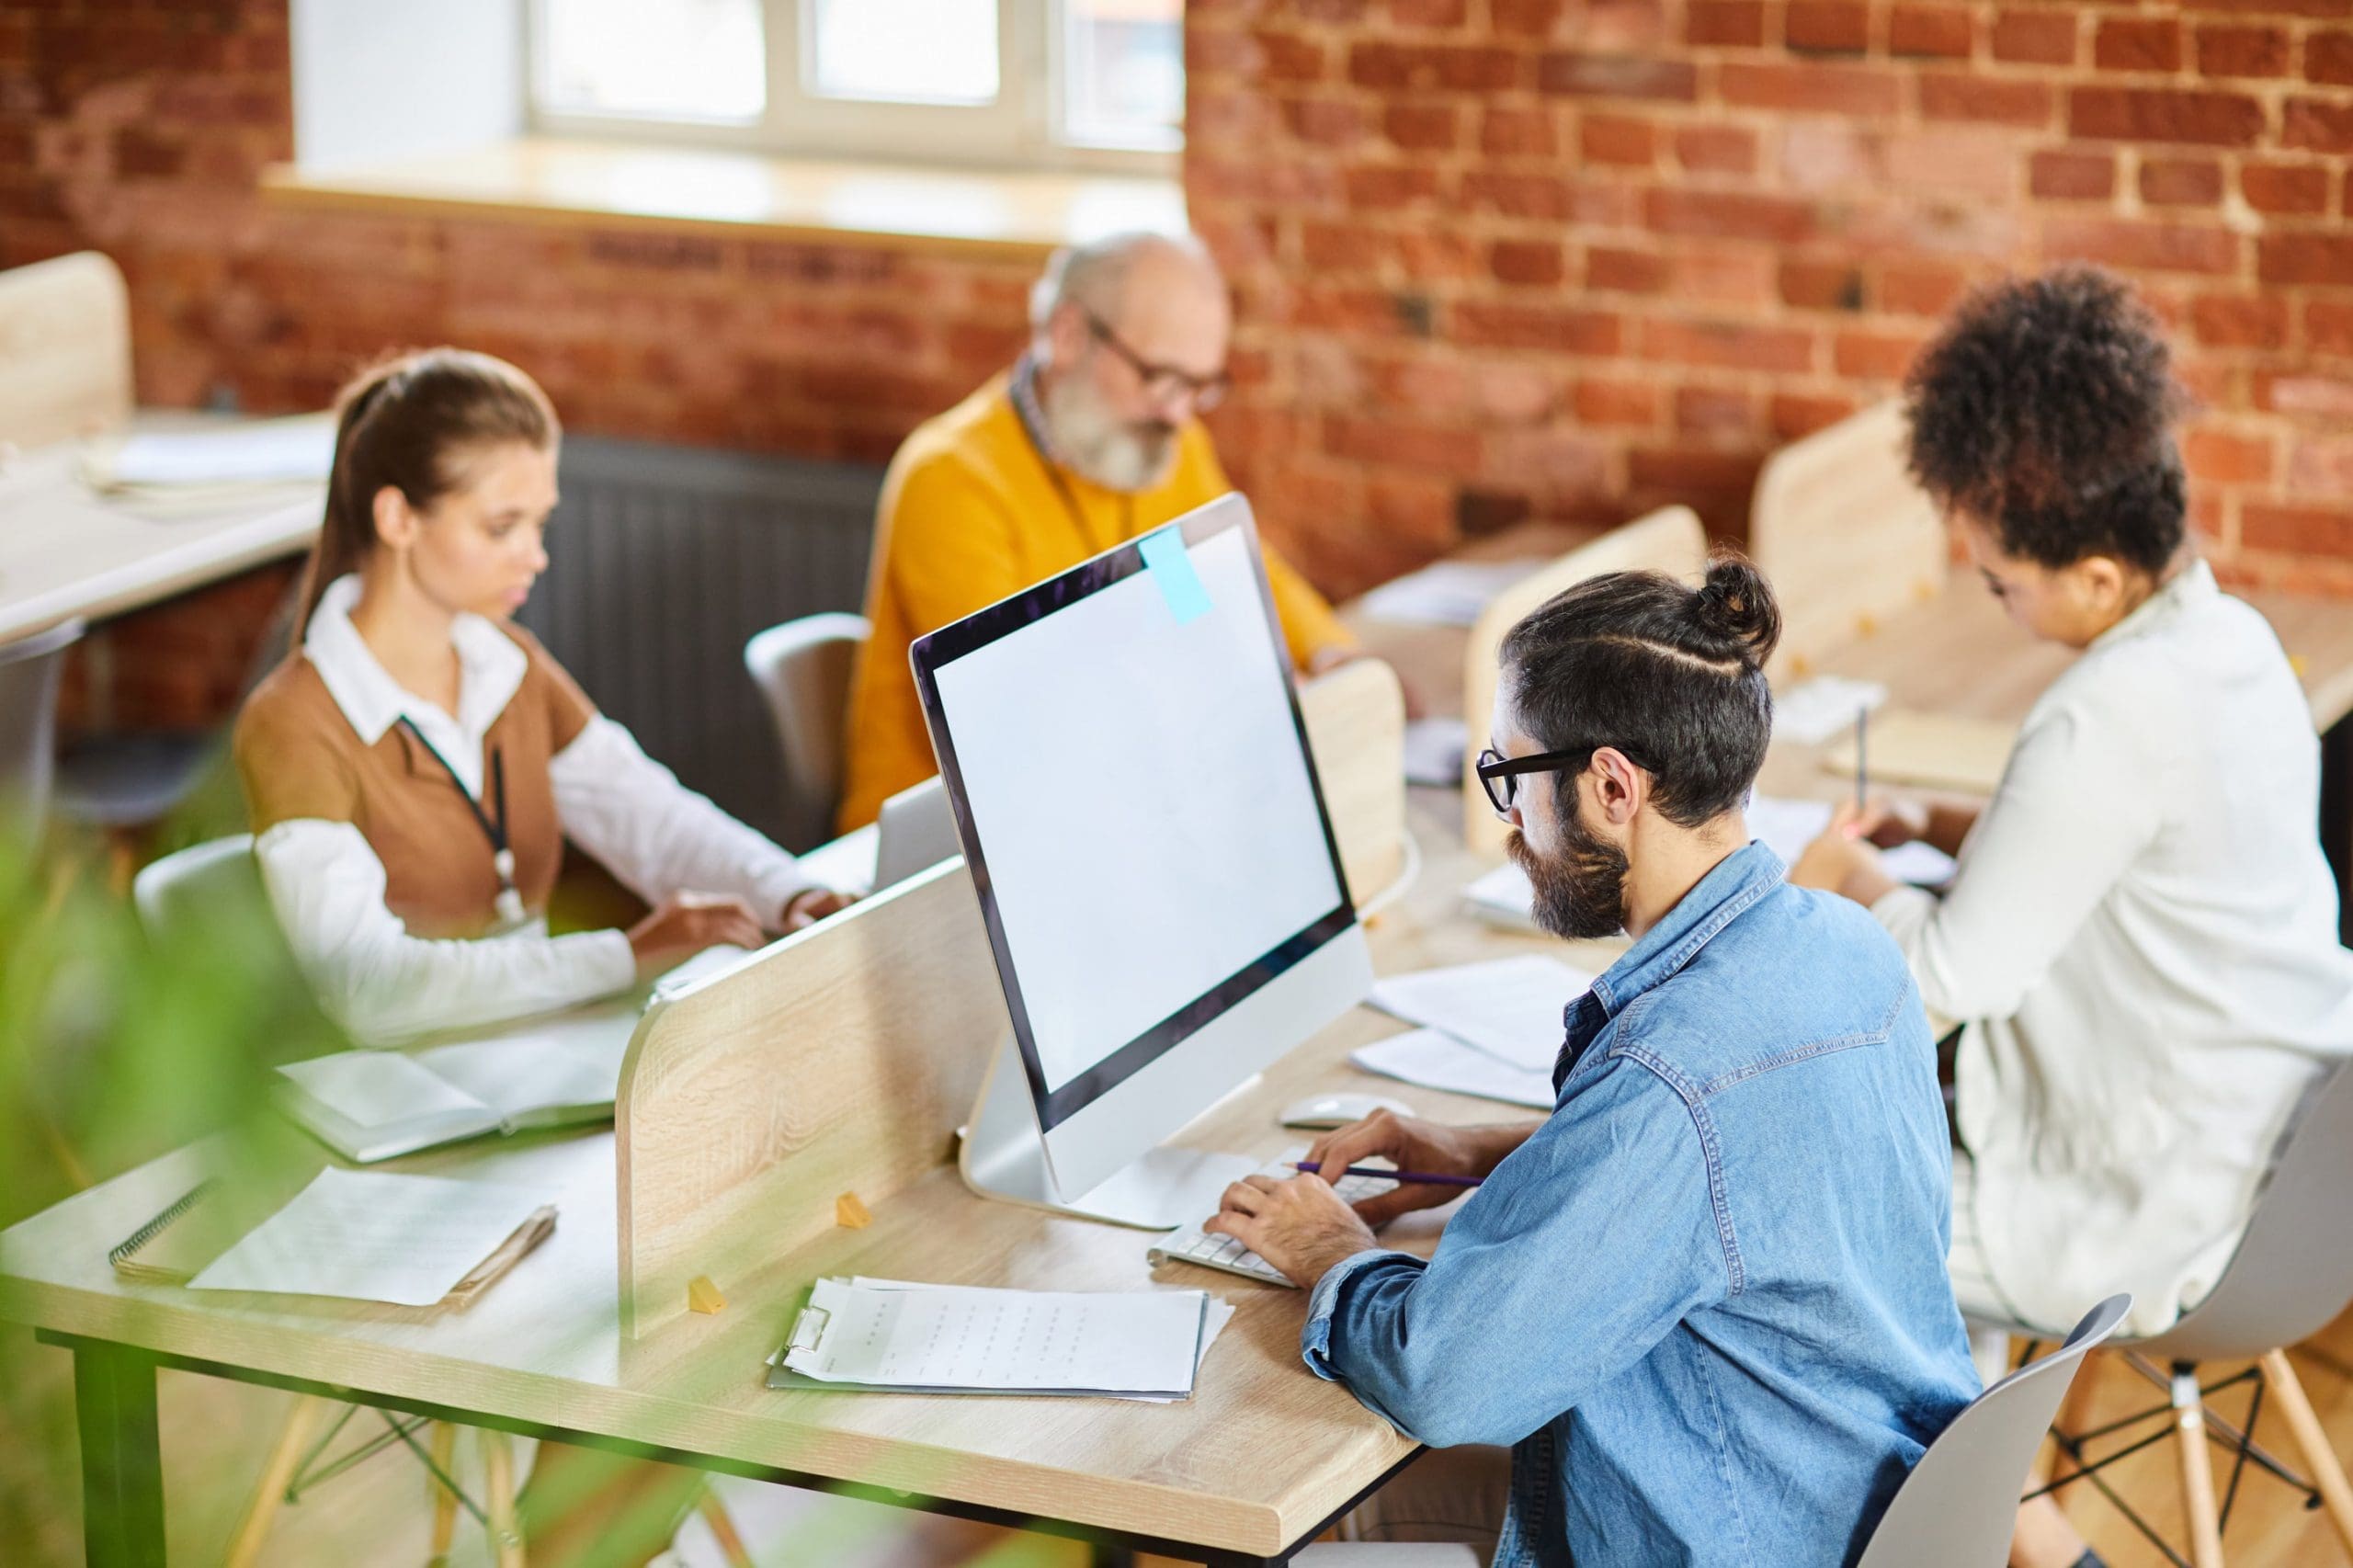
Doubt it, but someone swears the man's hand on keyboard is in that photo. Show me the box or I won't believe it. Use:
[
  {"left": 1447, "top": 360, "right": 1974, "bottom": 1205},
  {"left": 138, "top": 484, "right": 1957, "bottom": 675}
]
[
  {"left": 1309, "top": 1109, "right": 1522, "bottom": 1226},
  {"left": 1204, "top": 1169, "right": 1379, "bottom": 1290}
]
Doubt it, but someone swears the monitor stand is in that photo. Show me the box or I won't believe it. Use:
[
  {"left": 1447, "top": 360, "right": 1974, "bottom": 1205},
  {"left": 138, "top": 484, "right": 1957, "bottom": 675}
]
[{"left": 958, "top": 1033, "right": 1259, "bottom": 1231}]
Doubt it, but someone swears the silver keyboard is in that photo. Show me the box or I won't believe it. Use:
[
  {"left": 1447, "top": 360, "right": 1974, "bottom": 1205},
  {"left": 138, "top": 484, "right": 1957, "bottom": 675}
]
[{"left": 1148, "top": 1148, "right": 1395, "bottom": 1288}]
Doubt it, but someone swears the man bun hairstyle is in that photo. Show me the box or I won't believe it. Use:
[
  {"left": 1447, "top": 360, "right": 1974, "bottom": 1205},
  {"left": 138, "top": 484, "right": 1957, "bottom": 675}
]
[
  {"left": 1499, "top": 552, "right": 1780, "bottom": 828},
  {"left": 1904, "top": 266, "right": 2186, "bottom": 578}
]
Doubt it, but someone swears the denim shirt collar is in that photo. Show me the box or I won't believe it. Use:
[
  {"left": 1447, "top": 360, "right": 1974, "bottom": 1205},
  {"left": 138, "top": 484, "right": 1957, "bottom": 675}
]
[{"left": 1556, "top": 841, "right": 1787, "bottom": 1089}]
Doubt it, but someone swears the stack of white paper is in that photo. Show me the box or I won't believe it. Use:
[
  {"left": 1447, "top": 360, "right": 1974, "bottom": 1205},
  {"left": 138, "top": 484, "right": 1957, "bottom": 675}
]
[
  {"left": 1358, "top": 559, "right": 1548, "bottom": 628},
  {"left": 1745, "top": 795, "right": 1956, "bottom": 886},
  {"left": 1367, "top": 954, "right": 1593, "bottom": 1074},
  {"left": 187, "top": 1169, "right": 555, "bottom": 1307},
  {"left": 771, "top": 1278, "right": 1221, "bottom": 1400},
  {"left": 101, "top": 416, "right": 336, "bottom": 488},
  {"left": 1775, "top": 676, "right": 1890, "bottom": 745},
  {"left": 1352, "top": 1028, "right": 1556, "bottom": 1108}
]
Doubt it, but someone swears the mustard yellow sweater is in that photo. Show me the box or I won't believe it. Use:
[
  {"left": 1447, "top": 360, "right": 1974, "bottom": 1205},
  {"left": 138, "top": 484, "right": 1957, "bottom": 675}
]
[{"left": 838, "top": 373, "right": 1350, "bottom": 832}]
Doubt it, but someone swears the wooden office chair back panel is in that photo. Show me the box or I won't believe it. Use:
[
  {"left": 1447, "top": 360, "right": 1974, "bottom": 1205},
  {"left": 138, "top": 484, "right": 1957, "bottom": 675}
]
[
  {"left": 1749, "top": 399, "right": 1948, "bottom": 683},
  {"left": 0, "top": 251, "right": 133, "bottom": 449},
  {"left": 614, "top": 860, "right": 1005, "bottom": 1336},
  {"left": 617, "top": 648, "right": 1411, "bottom": 1336},
  {"left": 1298, "top": 656, "right": 1407, "bottom": 909},
  {"left": 1461, "top": 506, "right": 1709, "bottom": 855}
]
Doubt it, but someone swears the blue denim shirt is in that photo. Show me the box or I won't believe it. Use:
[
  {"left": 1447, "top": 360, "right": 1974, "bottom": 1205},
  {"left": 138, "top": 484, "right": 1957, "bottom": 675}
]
[{"left": 1304, "top": 844, "right": 1977, "bottom": 1568}]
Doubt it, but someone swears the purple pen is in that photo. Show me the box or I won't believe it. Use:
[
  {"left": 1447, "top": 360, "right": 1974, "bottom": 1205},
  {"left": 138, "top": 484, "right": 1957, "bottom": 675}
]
[{"left": 1292, "top": 1161, "right": 1483, "bottom": 1188}]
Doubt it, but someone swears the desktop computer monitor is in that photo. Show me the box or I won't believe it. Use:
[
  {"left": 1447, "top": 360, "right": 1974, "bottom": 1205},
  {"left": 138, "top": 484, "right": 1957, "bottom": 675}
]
[{"left": 912, "top": 494, "right": 1371, "bottom": 1224}]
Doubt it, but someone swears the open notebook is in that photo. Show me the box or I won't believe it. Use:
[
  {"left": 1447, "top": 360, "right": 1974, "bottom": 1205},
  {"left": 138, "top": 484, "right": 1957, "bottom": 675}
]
[
  {"left": 274, "top": 947, "right": 748, "bottom": 1164},
  {"left": 275, "top": 1007, "right": 638, "bottom": 1164}
]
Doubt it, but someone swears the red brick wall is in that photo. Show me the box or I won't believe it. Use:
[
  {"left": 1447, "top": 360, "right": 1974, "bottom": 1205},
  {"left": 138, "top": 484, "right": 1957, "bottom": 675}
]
[
  {"left": 1186, "top": 1, "right": 2353, "bottom": 598},
  {"left": 7, "top": 3, "right": 2353, "bottom": 727}
]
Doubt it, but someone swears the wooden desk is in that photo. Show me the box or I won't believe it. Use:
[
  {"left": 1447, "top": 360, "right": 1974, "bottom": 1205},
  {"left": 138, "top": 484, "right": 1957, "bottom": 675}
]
[
  {"left": 0, "top": 417, "right": 321, "bottom": 645},
  {"left": 0, "top": 785, "right": 1600, "bottom": 1568}
]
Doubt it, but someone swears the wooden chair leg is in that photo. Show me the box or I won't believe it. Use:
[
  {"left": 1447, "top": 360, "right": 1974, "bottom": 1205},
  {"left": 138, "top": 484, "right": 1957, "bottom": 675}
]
[
  {"left": 426, "top": 1421, "right": 460, "bottom": 1563},
  {"left": 697, "top": 1486, "right": 756, "bottom": 1568},
  {"left": 224, "top": 1393, "right": 331, "bottom": 1568},
  {"left": 2259, "top": 1348, "right": 2353, "bottom": 1558},
  {"left": 483, "top": 1429, "right": 526, "bottom": 1568},
  {"left": 2172, "top": 1366, "right": 2226, "bottom": 1568}
]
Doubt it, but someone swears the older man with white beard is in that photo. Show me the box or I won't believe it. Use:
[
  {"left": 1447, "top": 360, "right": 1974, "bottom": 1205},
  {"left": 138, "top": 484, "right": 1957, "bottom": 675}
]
[{"left": 835, "top": 230, "right": 1358, "bottom": 832}]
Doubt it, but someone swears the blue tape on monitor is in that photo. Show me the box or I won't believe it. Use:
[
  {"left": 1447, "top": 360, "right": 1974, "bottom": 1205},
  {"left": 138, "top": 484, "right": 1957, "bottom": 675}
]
[{"left": 1137, "top": 528, "right": 1213, "bottom": 625}]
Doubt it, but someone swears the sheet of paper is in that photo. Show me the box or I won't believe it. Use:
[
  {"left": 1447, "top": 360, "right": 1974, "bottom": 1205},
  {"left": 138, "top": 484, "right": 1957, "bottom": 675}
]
[
  {"left": 1774, "top": 676, "right": 1889, "bottom": 745},
  {"left": 105, "top": 416, "right": 336, "bottom": 487},
  {"left": 783, "top": 1278, "right": 1206, "bottom": 1394},
  {"left": 1404, "top": 717, "right": 1468, "bottom": 787},
  {"left": 277, "top": 1051, "right": 490, "bottom": 1130},
  {"left": 1353, "top": 1028, "right": 1557, "bottom": 1109},
  {"left": 1358, "top": 559, "right": 1547, "bottom": 628},
  {"left": 1746, "top": 794, "right": 1957, "bottom": 886},
  {"left": 188, "top": 1169, "right": 553, "bottom": 1307},
  {"left": 1369, "top": 954, "right": 1593, "bottom": 1073},
  {"left": 415, "top": 1036, "right": 623, "bottom": 1119},
  {"left": 844, "top": 1278, "right": 1234, "bottom": 1402}
]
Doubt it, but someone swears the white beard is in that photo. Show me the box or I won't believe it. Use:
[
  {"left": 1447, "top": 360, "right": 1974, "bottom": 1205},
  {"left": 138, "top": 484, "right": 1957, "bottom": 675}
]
[{"left": 1040, "top": 372, "right": 1180, "bottom": 493}]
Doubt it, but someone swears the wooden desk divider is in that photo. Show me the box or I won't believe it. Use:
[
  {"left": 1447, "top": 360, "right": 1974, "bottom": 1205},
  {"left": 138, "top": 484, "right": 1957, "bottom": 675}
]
[
  {"left": 1299, "top": 655, "right": 1407, "bottom": 909},
  {"left": 1460, "top": 506, "right": 1709, "bottom": 856},
  {"left": 614, "top": 658, "right": 1410, "bottom": 1336},
  {"left": 1749, "top": 399, "right": 1949, "bottom": 682}
]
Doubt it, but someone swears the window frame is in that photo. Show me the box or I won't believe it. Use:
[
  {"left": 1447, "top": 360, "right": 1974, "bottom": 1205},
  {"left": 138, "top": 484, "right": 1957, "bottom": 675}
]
[{"left": 527, "top": 0, "right": 1181, "bottom": 176}]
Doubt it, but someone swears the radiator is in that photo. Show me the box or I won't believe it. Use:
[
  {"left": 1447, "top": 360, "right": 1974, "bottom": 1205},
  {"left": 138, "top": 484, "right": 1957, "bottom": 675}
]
[{"left": 517, "top": 436, "right": 881, "bottom": 850}]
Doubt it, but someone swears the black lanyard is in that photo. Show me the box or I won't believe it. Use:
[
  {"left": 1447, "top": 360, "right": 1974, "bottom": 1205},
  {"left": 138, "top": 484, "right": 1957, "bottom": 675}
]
[{"left": 398, "top": 715, "right": 523, "bottom": 926}]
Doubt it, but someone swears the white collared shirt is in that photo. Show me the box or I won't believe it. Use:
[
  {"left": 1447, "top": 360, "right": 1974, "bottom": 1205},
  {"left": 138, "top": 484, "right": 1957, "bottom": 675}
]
[
  {"left": 256, "top": 575, "right": 821, "bottom": 1045},
  {"left": 1871, "top": 559, "right": 2353, "bottom": 1335}
]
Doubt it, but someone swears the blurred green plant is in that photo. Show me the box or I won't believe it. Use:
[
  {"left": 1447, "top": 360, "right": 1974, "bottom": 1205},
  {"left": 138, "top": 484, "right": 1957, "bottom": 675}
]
[
  {"left": 0, "top": 808, "right": 343, "bottom": 1563},
  {"left": 0, "top": 805, "right": 1092, "bottom": 1566}
]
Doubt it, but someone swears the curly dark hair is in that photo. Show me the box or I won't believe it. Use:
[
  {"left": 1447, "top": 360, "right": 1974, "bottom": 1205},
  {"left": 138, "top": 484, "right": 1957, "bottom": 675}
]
[{"left": 1904, "top": 267, "right": 2187, "bottom": 577}]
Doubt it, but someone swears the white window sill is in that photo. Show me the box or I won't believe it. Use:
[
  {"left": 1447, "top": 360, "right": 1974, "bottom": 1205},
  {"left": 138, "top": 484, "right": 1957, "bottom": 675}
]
[{"left": 261, "top": 137, "right": 1187, "bottom": 255}]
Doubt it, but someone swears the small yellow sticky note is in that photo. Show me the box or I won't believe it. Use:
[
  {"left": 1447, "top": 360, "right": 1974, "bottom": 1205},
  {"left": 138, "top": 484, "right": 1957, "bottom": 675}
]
[
  {"left": 835, "top": 1192, "right": 872, "bottom": 1229},
  {"left": 2290, "top": 653, "right": 2311, "bottom": 678},
  {"left": 688, "top": 1276, "right": 726, "bottom": 1315}
]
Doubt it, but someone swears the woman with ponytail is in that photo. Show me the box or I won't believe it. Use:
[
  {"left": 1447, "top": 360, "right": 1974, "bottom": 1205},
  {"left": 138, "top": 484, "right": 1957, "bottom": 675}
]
[{"left": 234, "top": 348, "right": 848, "bottom": 1046}]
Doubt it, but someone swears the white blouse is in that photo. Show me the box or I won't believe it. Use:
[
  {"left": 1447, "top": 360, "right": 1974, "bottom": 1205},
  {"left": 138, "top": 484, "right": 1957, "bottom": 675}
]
[
  {"left": 256, "top": 576, "right": 821, "bottom": 1045},
  {"left": 1872, "top": 560, "right": 2353, "bottom": 1335}
]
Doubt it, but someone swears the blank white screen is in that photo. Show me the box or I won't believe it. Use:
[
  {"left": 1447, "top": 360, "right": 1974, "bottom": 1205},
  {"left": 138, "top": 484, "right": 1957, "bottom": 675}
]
[{"left": 933, "top": 526, "right": 1345, "bottom": 1095}]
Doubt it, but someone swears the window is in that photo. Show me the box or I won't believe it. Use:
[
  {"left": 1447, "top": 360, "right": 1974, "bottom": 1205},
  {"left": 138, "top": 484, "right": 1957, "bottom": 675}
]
[{"left": 531, "top": 0, "right": 1183, "bottom": 171}]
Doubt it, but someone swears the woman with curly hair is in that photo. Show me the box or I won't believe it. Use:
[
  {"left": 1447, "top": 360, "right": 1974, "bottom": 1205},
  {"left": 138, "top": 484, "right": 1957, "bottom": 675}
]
[{"left": 1791, "top": 267, "right": 2351, "bottom": 1347}]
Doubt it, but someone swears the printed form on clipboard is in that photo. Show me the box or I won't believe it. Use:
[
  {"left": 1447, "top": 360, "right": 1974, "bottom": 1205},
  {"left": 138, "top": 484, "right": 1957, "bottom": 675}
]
[{"left": 768, "top": 1278, "right": 1229, "bottom": 1402}]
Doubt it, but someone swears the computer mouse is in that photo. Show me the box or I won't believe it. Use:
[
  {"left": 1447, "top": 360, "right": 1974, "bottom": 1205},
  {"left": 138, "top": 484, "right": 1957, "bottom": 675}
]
[{"left": 1279, "top": 1092, "right": 1413, "bottom": 1130}]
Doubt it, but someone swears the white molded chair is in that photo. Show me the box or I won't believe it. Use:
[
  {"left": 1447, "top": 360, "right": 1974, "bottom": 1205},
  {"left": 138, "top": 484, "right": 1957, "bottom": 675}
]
[
  {"left": 1977, "top": 1063, "right": 2353, "bottom": 1568},
  {"left": 1858, "top": 1294, "right": 2130, "bottom": 1567},
  {"left": 744, "top": 611, "right": 869, "bottom": 850},
  {"left": 0, "top": 618, "right": 84, "bottom": 850}
]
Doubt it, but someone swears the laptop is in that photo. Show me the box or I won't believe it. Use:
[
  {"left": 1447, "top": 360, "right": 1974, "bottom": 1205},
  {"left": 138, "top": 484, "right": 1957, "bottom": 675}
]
[{"left": 873, "top": 775, "right": 960, "bottom": 890}]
